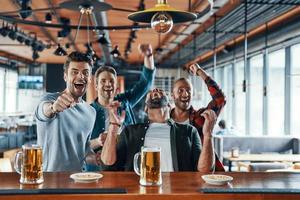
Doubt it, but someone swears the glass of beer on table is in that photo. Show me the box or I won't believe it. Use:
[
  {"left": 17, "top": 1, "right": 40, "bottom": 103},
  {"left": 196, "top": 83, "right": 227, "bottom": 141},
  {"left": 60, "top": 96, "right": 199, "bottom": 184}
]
[
  {"left": 14, "top": 144, "right": 43, "bottom": 184},
  {"left": 134, "top": 146, "right": 161, "bottom": 186}
]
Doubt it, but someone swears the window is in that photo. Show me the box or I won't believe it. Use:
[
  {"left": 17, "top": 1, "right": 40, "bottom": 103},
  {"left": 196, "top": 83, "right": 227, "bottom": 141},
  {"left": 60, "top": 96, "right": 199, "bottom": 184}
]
[
  {"left": 0, "top": 68, "right": 4, "bottom": 112},
  {"left": 154, "top": 76, "right": 174, "bottom": 96},
  {"left": 249, "top": 55, "right": 263, "bottom": 135},
  {"left": 223, "top": 64, "right": 233, "bottom": 127},
  {"left": 234, "top": 60, "right": 246, "bottom": 135},
  {"left": 190, "top": 74, "right": 204, "bottom": 109},
  {"left": 268, "top": 49, "right": 285, "bottom": 136},
  {"left": 291, "top": 44, "right": 300, "bottom": 135},
  {"left": 201, "top": 69, "right": 213, "bottom": 107},
  {"left": 214, "top": 67, "right": 225, "bottom": 119},
  {"left": 5, "top": 69, "right": 18, "bottom": 112}
]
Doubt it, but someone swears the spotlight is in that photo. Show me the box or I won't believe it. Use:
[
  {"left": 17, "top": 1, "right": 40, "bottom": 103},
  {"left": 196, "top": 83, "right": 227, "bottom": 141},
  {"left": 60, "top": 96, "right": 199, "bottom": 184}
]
[
  {"left": 110, "top": 45, "right": 121, "bottom": 58},
  {"left": 16, "top": 32, "right": 25, "bottom": 43},
  {"left": 36, "top": 42, "right": 45, "bottom": 52},
  {"left": 8, "top": 27, "right": 17, "bottom": 40},
  {"left": 19, "top": 0, "right": 32, "bottom": 19},
  {"left": 32, "top": 50, "right": 39, "bottom": 60},
  {"left": 45, "top": 13, "right": 52, "bottom": 24},
  {"left": 59, "top": 17, "right": 71, "bottom": 37},
  {"left": 97, "top": 33, "right": 109, "bottom": 45},
  {"left": 57, "top": 31, "right": 63, "bottom": 41},
  {"left": 24, "top": 38, "right": 32, "bottom": 46},
  {"left": 53, "top": 43, "right": 67, "bottom": 56},
  {"left": 0, "top": 25, "right": 9, "bottom": 37}
]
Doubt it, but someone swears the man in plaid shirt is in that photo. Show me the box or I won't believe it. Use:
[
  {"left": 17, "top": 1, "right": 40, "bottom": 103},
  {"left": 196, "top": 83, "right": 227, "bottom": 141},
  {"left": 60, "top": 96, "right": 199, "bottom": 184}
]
[{"left": 170, "top": 63, "right": 226, "bottom": 171}]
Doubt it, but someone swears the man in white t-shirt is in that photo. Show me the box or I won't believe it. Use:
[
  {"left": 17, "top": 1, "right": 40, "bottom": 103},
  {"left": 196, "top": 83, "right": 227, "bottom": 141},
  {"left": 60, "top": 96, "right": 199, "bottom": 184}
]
[{"left": 100, "top": 88, "right": 216, "bottom": 172}]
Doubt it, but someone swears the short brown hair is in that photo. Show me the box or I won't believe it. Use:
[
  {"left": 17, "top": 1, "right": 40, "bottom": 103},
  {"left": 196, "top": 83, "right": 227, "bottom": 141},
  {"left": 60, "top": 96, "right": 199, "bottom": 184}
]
[
  {"left": 173, "top": 78, "right": 193, "bottom": 90},
  {"left": 94, "top": 66, "right": 117, "bottom": 84},
  {"left": 63, "top": 51, "right": 93, "bottom": 72}
]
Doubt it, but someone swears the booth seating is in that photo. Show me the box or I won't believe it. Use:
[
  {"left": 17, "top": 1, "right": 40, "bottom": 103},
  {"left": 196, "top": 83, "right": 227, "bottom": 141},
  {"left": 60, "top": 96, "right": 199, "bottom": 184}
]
[{"left": 214, "top": 136, "right": 300, "bottom": 171}]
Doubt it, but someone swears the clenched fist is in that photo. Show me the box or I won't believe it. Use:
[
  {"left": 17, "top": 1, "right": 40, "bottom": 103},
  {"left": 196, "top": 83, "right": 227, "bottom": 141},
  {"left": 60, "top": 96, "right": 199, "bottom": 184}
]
[{"left": 52, "top": 91, "right": 76, "bottom": 113}]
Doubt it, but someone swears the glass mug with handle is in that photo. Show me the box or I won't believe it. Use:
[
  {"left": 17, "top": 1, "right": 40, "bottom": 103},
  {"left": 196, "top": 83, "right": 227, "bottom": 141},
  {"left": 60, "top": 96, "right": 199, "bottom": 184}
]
[
  {"left": 133, "top": 146, "right": 162, "bottom": 186},
  {"left": 14, "top": 144, "right": 44, "bottom": 184}
]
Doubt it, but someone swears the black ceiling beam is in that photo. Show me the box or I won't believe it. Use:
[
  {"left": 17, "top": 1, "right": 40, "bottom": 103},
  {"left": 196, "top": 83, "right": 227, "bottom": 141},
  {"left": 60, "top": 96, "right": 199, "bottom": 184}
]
[
  {"left": 0, "top": 15, "right": 151, "bottom": 30},
  {"left": 244, "top": 0, "right": 300, "bottom": 6},
  {"left": 204, "top": 30, "right": 244, "bottom": 34}
]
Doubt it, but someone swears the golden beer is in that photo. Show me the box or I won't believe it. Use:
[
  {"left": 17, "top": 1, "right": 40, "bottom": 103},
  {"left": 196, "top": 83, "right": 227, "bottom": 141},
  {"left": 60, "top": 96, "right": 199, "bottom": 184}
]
[
  {"left": 134, "top": 147, "right": 162, "bottom": 186},
  {"left": 15, "top": 145, "right": 44, "bottom": 184}
]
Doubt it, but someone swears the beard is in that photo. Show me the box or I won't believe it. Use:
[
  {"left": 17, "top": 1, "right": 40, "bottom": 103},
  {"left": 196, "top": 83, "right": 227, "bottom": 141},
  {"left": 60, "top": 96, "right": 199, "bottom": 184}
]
[
  {"left": 174, "top": 98, "right": 191, "bottom": 111},
  {"left": 146, "top": 96, "right": 169, "bottom": 109}
]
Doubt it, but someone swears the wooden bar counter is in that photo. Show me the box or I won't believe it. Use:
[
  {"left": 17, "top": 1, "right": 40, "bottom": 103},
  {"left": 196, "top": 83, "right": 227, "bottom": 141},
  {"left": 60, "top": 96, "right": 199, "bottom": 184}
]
[{"left": 0, "top": 172, "right": 300, "bottom": 200}]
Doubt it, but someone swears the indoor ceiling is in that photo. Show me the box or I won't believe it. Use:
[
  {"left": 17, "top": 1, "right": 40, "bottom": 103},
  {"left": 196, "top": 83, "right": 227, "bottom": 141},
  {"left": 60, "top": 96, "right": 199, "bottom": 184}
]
[
  {"left": 0, "top": 0, "right": 237, "bottom": 67},
  {"left": 0, "top": 1, "right": 299, "bottom": 69}
]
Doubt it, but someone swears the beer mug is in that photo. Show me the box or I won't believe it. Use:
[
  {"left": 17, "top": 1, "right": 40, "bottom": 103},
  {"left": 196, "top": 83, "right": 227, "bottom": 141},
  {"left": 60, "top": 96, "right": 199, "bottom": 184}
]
[
  {"left": 14, "top": 144, "right": 44, "bottom": 184},
  {"left": 133, "top": 146, "right": 162, "bottom": 186}
]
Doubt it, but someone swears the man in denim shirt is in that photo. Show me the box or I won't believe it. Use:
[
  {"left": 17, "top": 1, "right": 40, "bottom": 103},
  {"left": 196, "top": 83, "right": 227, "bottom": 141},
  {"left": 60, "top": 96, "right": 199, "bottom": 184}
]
[{"left": 87, "top": 44, "right": 155, "bottom": 171}]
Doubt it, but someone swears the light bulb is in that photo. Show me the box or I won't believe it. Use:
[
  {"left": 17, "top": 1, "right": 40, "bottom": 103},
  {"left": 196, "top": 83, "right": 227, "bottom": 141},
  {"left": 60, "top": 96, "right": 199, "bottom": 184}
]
[{"left": 151, "top": 12, "right": 173, "bottom": 34}]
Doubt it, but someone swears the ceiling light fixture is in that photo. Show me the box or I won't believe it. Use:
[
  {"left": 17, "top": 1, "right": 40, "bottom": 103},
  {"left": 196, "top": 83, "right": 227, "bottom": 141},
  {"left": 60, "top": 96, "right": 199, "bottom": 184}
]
[
  {"left": 19, "top": 0, "right": 32, "bottom": 19},
  {"left": 45, "top": 12, "right": 52, "bottom": 24},
  {"left": 128, "top": 0, "right": 197, "bottom": 34},
  {"left": 54, "top": 43, "right": 67, "bottom": 56},
  {"left": 97, "top": 33, "right": 109, "bottom": 45},
  {"left": 110, "top": 45, "right": 121, "bottom": 58},
  {"left": 0, "top": 23, "right": 9, "bottom": 37},
  {"left": 32, "top": 50, "right": 39, "bottom": 60},
  {"left": 59, "top": 0, "right": 112, "bottom": 44},
  {"left": 8, "top": 26, "right": 18, "bottom": 40}
]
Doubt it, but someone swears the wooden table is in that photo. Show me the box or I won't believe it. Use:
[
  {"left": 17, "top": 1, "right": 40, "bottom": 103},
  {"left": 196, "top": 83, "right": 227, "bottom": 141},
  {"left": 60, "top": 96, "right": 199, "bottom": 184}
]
[
  {"left": 0, "top": 172, "right": 300, "bottom": 200},
  {"left": 224, "top": 154, "right": 300, "bottom": 172}
]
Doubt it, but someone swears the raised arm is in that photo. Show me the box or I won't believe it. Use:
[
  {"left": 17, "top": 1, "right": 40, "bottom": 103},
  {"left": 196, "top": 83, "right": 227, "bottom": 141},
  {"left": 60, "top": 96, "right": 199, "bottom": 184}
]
[
  {"left": 197, "top": 109, "right": 216, "bottom": 172},
  {"left": 187, "top": 63, "right": 226, "bottom": 116},
  {"left": 101, "top": 101, "right": 125, "bottom": 165},
  {"left": 117, "top": 44, "right": 155, "bottom": 107}
]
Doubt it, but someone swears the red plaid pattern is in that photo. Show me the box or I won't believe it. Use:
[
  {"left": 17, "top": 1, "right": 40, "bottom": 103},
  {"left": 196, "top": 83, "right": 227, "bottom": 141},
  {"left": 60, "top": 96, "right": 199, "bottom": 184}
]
[{"left": 172, "top": 76, "right": 226, "bottom": 171}]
